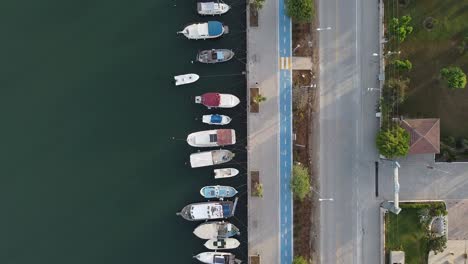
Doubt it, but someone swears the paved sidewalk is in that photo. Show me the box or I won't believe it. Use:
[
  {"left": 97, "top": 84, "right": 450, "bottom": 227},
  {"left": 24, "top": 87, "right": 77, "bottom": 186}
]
[
  {"left": 246, "top": 0, "right": 280, "bottom": 263},
  {"left": 292, "top": 57, "right": 313, "bottom": 70}
]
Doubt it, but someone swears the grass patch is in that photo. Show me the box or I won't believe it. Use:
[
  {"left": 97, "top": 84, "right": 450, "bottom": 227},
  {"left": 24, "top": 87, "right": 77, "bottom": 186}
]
[
  {"left": 384, "top": 0, "right": 468, "bottom": 139},
  {"left": 385, "top": 202, "right": 446, "bottom": 264}
]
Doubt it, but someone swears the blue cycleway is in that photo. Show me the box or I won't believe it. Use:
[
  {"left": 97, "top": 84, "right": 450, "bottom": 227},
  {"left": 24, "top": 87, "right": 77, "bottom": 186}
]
[{"left": 278, "top": 0, "right": 293, "bottom": 263}]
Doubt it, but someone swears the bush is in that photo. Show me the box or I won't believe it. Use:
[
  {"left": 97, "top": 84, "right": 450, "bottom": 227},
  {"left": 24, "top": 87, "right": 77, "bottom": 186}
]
[
  {"left": 291, "top": 164, "right": 310, "bottom": 201},
  {"left": 253, "top": 183, "right": 263, "bottom": 197},
  {"left": 286, "top": 0, "right": 314, "bottom": 23},
  {"left": 383, "top": 78, "right": 409, "bottom": 105},
  {"left": 427, "top": 235, "right": 447, "bottom": 255},
  {"left": 440, "top": 66, "right": 467, "bottom": 89},
  {"left": 389, "top": 15, "right": 413, "bottom": 43},
  {"left": 292, "top": 256, "right": 307, "bottom": 264},
  {"left": 251, "top": 0, "right": 265, "bottom": 10},
  {"left": 394, "top": 59, "right": 412, "bottom": 71},
  {"left": 376, "top": 126, "right": 410, "bottom": 159}
]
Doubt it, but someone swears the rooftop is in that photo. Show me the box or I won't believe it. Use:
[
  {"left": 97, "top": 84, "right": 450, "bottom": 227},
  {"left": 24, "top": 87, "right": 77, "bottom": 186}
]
[{"left": 400, "top": 118, "right": 440, "bottom": 154}]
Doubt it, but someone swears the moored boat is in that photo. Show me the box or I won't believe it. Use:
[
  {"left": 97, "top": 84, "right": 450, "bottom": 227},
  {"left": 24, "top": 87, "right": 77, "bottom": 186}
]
[
  {"left": 204, "top": 238, "right": 240, "bottom": 250},
  {"left": 197, "top": 49, "right": 234, "bottom": 64},
  {"left": 190, "top": 149, "right": 234, "bottom": 168},
  {"left": 174, "top": 73, "right": 199, "bottom": 86},
  {"left": 197, "top": 2, "right": 230, "bottom": 16},
  {"left": 187, "top": 129, "right": 236, "bottom": 147},
  {"left": 177, "top": 21, "right": 228, "bottom": 40},
  {"left": 202, "top": 114, "right": 232, "bottom": 125},
  {"left": 194, "top": 252, "right": 241, "bottom": 264},
  {"left": 200, "top": 185, "right": 238, "bottom": 199},
  {"left": 195, "top": 93, "right": 240, "bottom": 109},
  {"left": 214, "top": 168, "right": 239, "bottom": 179},
  {"left": 177, "top": 198, "right": 238, "bottom": 221},
  {"left": 193, "top": 221, "right": 240, "bottom": 239}
]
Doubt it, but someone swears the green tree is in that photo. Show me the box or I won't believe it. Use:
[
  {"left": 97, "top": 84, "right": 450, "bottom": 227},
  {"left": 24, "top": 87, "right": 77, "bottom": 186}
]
[
  {"left": 291, "top": 164, "right": 310, "bottom": 201},
  {"left": 427, "top": 235, "right": 447, "bottom": 255},
  {"left": 253, "top": 183, "right": 263, "bottom": 197},
  {"left": 253, "top": 94, "right": 267, "bottom": 103},
  {"left": 389, "top": 15, "right": 413, "bottom": 43},
  {"left": 394, "top": 59, "right": 412, "bottom": 71},
  {"left": 292, "top": 256, "right": 307, "bottom": 264},
  {"left": 440, "top": 66, "right": 467, "bottom": 89},
  {"left": 286, "top": 0, "right": 314, "bottom": 23},
  {"left": 376, "top": 126, "right": 410, "bottom": 159},
  {"left": 251, "top": 0, "right": 265, "bottom": 10}
]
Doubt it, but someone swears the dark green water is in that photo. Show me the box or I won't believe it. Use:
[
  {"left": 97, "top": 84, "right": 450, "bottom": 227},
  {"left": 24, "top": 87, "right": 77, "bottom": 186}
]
[{"left": 0, "top": 1, "right": 247, "bottom": 263}]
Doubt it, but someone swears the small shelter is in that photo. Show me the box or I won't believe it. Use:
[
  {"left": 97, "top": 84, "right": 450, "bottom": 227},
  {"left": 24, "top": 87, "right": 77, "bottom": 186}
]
[
  {"left": 390, "top": 251, "right": 405, "bottom": 264},
  {"left": 400, "top": 119, "right": 440, "bottom": 154}
]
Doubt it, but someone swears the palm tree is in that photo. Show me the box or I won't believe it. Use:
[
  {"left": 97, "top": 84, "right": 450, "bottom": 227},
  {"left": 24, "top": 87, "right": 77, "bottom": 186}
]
[{"left": 253, "top": 94, "right": 266, "bottom": 104}]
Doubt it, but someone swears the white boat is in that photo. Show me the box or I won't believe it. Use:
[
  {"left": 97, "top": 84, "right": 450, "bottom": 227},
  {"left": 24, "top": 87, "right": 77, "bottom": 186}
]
[
  {"left": 177, "top": 198, "right": 238, "bottom": 221},
  {"left": 197, "top": 49, "right": 234, "bottom": 63},
  {"left": 195, "top": 93, "right": 240, "bottom": 109},
  {"left": 202, "top": 114, "right": 232, "bottom": 125},
  {"left": 190, "top": 149, "right": 234, "bottom": 168},
  {"left": 214, "top": 168, "right": 239, "bottom": 179},
  {"left": 194, "top": 252, "right": 241, "bottom": 264},
  {"left": 187, "top": 129, "right": 236, "bottom": 147},
  {"left": 197, "top": 2, "right": 230, "bottom": 16},
  {"left": 204, "top": 238, "right": 240, "bottom": 250},
  {"left": 177, "top": 21, "right": 228, "bottom": 40},
  {"left": 174, "top": 73, "right": 199, "bottom": 86},
  {"left": 193, "top": 221, "right": 240, "bottom": 239},
  {"left": 200, "top": 185, "right": 238, "bottom": 199}
]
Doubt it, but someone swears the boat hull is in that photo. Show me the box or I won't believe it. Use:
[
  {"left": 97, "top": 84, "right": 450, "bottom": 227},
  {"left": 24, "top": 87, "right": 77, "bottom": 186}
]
[
  {"left": 194, "top": 252, "right": 238, "bottom": 264},
  {"left": 200, "top": 185, "right": 238, "bottom": 199},
  {"left": 204, "top": 238, "right": 240, "bottom": 250},
  {"left": 197, "top": 2, "right": 230, "bottom": 15},
  {"left": 190, "top": 150, "right": 234, "bottom": 168},
  {"left": 214, "top": 168, "right": 240, "bottom": 179},
  {"left": 177, "top": 200, "right": 234, "bottom": 221},
  {"left": 174, "top": 73, "right": 199, "bottom": 86},
  {"left": 193, "top": 222, "right": 240, "bottom": 239},
  {"left": 178, "top": 21, "right": 226, "bottom": 40},
  {"left": 197, "top": 49, "right": 234, "bottom": 64},
  {"left": 187, "top": 129, "right": 236, "bottom": 147},
  {"left": 202, "top": 114, "right": 232, "bottom": 125}
]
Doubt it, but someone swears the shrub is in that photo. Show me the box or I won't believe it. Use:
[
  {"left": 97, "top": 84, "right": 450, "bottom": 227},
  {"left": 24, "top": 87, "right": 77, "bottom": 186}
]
[
  {"left": 286, "top": 0, "right": 314, "bottom": 23},
  {"left": 253, "top": 183, "right": 263, "bottom": 197},
  {"left": 291, "top": 164, "right": 310, "bottom": 201},
  {"left": 389, "top": 15, "right": 413, "bottom": 43},
  {"left": 440, "top": 66, "right": 467, "bottom": 89},
  {"left": 383, "top": 78, "right": 409, "bottom": 104},
  {"left": 427, "top": 235, "right": 447, "bottom": 255},
  {"left": 292, "top": 256, "right": 307, "bottom": 264},
  {"left": 253, "top": 94, "right": 267, "bottom": 103},
  {"left": 394, "top": 59, "right": 412, "bottom": 71},
  {"left": 376, "top": 126, "right": 410, "bottom": 158},
  {"left": 251, "top": 0, "right": 265, "bottom": 10}
]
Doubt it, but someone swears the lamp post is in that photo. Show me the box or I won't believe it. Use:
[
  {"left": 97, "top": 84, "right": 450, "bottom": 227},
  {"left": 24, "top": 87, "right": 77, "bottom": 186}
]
[
  {"left": 367, "top": 87, "right": 381, "bottom": 92},
  {"left": 293, "top": 44, "right": 301, "bottom": 54},
  {"left": 316, "top": 27, "right": 332, "bottom": 31}
]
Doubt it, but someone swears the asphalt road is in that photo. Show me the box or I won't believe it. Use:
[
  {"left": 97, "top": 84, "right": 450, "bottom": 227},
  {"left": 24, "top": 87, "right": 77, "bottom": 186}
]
[{"left": 318, "top": 0, "right": 381, "bottom": 263}]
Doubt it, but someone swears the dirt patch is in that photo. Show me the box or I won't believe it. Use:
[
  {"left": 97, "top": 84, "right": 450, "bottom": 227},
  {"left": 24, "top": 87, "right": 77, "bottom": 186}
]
[
  {"left": 250, "top": 171, "right": 260, "bottom": 196},
  {"left": 292, "top": 23, "right": 314, "bottom": 57},
  {"left": 291, "top": 7, "right": 320, "bottom": 263},
  {"left": 250, "top": 87, "right": 259, "bottom": 113},
  {"left": 249, "top": 7, "right": 259, "bottom": 27},
  {"left": 249, "top": 255, "right": 260, "bottom": 264}
]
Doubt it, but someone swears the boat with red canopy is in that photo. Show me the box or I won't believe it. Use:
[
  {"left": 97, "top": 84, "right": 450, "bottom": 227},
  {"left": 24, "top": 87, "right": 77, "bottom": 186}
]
[
  {"left": 187, "top": 129, "right": 236, "bottom": 147},
  {"left": 195, "top": 93, "right": 240, "bottom": 109}
]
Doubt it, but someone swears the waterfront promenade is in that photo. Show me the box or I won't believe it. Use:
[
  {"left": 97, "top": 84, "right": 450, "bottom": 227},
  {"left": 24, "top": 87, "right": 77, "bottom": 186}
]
[{"left": 246, "top": 0, "right": 293, "bottom": 262}]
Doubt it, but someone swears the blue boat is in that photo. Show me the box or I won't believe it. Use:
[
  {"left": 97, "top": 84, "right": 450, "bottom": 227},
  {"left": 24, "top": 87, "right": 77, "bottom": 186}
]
[
  {"left": 178, "top": 21, "right": 228, "bottom": 40},
  {"left": 200, "top": 185, "right": 238, "bottom": 199},
  {"left": 202, "top": 114, "right": 232, "bottom": 125}
]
